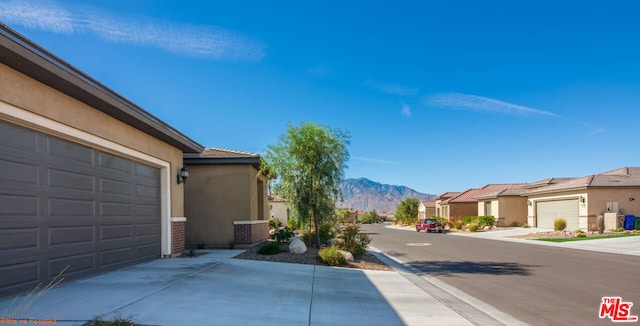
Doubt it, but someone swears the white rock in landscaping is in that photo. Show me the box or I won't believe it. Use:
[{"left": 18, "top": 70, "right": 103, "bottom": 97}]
[
  {"left": 289, "top": 237, "right": 307, "bottom": 254},
  {"left": 338, "top": 250, "right": 354, "bottom": 262}
]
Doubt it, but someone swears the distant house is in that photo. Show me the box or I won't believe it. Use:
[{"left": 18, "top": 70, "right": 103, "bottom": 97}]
[
  {"left": 524, "top": 167, "right": 640, "bottom": 231},
  {"left": 269, "top": 194, "right": 290, "bottom": 227},
  {"left": 434, "top": 192, "right": 460, "bottom": 219},
  {"left": 183, "top": 148, "right": 269, "bottom": 248},
  {"left": 418, "top": 200, "right": 436, "bottom": 219},
  {"left": 441, "top": 184, "right": 526, "bottom": 221}
]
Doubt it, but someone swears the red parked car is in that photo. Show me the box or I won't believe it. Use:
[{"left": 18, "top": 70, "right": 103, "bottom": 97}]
[{"left": 416, "top": 218, "right": 444, "bottom": 233}]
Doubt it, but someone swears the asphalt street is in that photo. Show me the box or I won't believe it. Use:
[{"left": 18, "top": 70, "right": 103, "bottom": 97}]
[{"left": 362, "top": 224, "right": 640, "bottom": 326}]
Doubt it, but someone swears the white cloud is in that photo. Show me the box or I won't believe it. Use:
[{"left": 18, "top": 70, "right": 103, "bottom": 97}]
[
  {"left": 366, "top": 79, "right": 418, "bottom": 96},
  {"left": 401, "top": 102, "right": 412, "bottom": 117},
  {"left": 426, "top": 92, "right": 558, "bottom": 117},
  {"left": 352, "top": 156, "right": 396, "bottom": 164},
  {"left": 0, "top": 0, "right": 266, "bottom": 61}
]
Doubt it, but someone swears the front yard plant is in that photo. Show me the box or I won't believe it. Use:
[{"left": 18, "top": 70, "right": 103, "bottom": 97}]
[
  {"left": 318, "top": 245, "right": 346, "bottom": 266},
  {"left": 257, "top": 241, "right": 281, "bottom": 255},
  {"left": 537, "top": 233, "right": 640, "bottom": 242},
  {"left": 554, "top": 218, "right": 567, "bottom": 231},
  {"left": 338, "top": 224, "right": 370, "bottom": 259}
]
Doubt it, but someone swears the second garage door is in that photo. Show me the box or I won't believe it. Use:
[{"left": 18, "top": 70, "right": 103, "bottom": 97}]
[
  {"left": 536, "top": 199, "right": 579, "bottom": 230},
  {"left": 0, "top": 120, "right": 161, "bottom": 298}
]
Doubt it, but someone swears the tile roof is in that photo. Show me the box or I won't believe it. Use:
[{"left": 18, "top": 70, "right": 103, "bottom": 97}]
[
  {"left": 435, "top": 192, "right": 460, "bottom": 200},
  {"left": 420, "top": 200, "right": 436, "bottom": 208},
  {"left": 526, "top": 167, "right": 640, "bottom": 195},
  {"left": 475, "top": 187, "right": 528, "bottom": 200},
  {"left": 522, "top": 177, "right": 575, "bottom": 189},
  {"left": 268, "top": 194, "right": 287, "bottom": 202},
  {"left": 445, "top": 184, "right": 526, "bottom": 203}
]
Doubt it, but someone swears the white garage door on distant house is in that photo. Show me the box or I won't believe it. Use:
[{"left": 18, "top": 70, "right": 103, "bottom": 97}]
[
  {"left": 536, "top": 199, "right": 579, "bottom": 230},
  {"left": 0, "top": 119, "right": 161, "bottom": 298}
]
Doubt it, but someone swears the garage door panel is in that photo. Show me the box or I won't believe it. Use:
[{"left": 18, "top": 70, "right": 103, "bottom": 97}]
[
  {"left": 100, "top": 152, "right": 134, "bottom": 175},
  {"left": 48, "top": 226, "right": 94, "bottom": 246},
  {"left": 0, "top": 120, "right": 161, "bottom": 298},
  {"left": 0, "top": 194, "right": 39, "bottom": 216},
  {"left": 0, "top": 261, "right": 39, "bottom": 291},
  {"left": 48, "top": 169, "right": 95, "bottom": 193},
  {"left": 49, "top": 254, "right": 95, "bottom": 278},
  {"left": 101, "top": 225, "right": 133, "bottom": 240},
  {"left": 0, "top": 122, "right": 37, "bottom": 153},
  {"left": 100, "top": 178, "right": 133, "bottom": 196},
  {"left": 46, "top": 137, "right": 94, "bottom": 166},
  {"left": 0, "top": 228, "right": 39, "bottom": 250},
  {"left": 0, "top": 159, "right": 38, "bottom": 185}
]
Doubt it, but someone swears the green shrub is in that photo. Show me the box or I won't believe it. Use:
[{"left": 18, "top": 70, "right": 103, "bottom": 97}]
[
  {"left": 302, "top": 222, "right": 337, "bottom": 245},
  {"left": 287, "top": 218, "right": 299, "bottom": 230},
  {"left": 576, "top": 233, "right": 587, "bottom": 238},
  {"left": 478, "top": 216, "right": 495, "bottom": 228},
  {"left": 511, "top": 221, "right": 521, "bottom": 227},
  {"left": 359, "top": 210, "right": 381, "bottom": 224},
  {"left": 614, "top": 227, "right": 625, "bottom": 232},
  {"left": 338, "top": 224, "right": 371, "bottom": 259},
  {"left": 522, "top": 223, "right": 529, "bottom": 228},
  {"left": 318, "top": 246, "right": 346, "bottom": 266},
  {"left": 554, "top": 218, "right": 567, "bottom": 231},
  {"left": 462, "top": 216, "right": 477, "bottom": 225},
  {"left": 271, "top": 228, "right": 294, "bottom": 242},
  {"left": 575, "top": 229, "right": 585, "bottom": 234},
  {"left": 468, "top": 223, "right": 479, "bottom": 232},
  {"left": 454, "top": 220, "right": 463, "bottom": 230},
  {"left": 268, "top": 218, "right": 280, "bottom": 230},
  {"left": 257, "top": 242, "right": 281, "bottom": 255}
]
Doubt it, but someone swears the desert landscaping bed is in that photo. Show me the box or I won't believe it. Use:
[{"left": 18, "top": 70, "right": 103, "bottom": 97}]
[{"left": 233, "top": 242, "right": 393, "bottom": 271}]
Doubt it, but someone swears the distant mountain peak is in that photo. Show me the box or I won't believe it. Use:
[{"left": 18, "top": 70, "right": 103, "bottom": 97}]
[{"left": 340, "top": 178, "right": 435, "bottom": 214}]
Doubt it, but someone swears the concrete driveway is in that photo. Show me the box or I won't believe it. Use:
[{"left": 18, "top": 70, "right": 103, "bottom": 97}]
[{"left": 0, "top": 250, "right": 477, "bottom": 326}]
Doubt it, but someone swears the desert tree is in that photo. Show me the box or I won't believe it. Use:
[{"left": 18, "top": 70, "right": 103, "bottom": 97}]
[{"left": 261, "top": 122, "right": 350, "bottom": 247}]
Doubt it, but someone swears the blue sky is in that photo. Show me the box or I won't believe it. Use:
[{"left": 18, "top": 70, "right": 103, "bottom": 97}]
[{"left": 2, "top": 0, "right": 640, "bottom": 195}]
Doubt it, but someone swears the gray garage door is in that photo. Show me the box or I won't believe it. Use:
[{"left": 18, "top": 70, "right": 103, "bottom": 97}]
[
  {"left": 0, "top": 120, "right": 161, "bottom": 298},
  {"left": 536, "top": 199, "right": 580, "bottom": 230}
]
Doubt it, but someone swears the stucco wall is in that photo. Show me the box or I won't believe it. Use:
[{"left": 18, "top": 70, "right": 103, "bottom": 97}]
[
  {"left": 586, "top": 188, "right": 640, "bottom": 217},
  {"left": 498, "top": 197, "right": 528, "bottom": 226},
  {"left": 184, "top": 164, "right": 268, "bottom": 247},
  {"left": 450, "top": 202, "right": 477, "bottom": 220},
  {"left": 270, "top": 201, "right": 290, "bottom": 226}
]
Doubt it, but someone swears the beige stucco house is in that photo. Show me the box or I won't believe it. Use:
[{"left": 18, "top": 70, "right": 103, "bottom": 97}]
[
  {"left": 183, "top": 148, "right": 269, "bottom": 248},
  {"left": 0, "top": 25, "right": 203, "bottom": 298},
  {"left": 524, "top": 167, "right": 640, "bottom": 231},
  {"left": 441, "top": 184, "right": 526, "bottom": 221},
  {"left": 418, "top": 200, "right": 436, "bottom": 219}
]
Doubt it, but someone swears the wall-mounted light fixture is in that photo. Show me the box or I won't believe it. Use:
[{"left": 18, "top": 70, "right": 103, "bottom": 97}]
[
  {"left": 579, "top": 196, "right": 585, "bottom": 204},
  {"left": 630, "top": 198, "right": 636, "bottom": 202},
  {"left": 527, "top": 200, "right": 532, "bottom": 206},
  {"left": 177, "top": 166, "right": 189, "bottom": 184}
]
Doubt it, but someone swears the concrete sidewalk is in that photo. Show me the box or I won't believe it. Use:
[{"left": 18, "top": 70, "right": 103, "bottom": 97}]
[
  {"left": 0, "top": 250, "right": 511, "bottom": 326},
  {"left": 447, "top": 227, "right": 640, "bottom": 256}
]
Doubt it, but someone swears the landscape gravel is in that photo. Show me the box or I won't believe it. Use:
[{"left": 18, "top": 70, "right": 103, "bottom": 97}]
[{"left": 233, "top": 242, "right": 393, "bottom": 271}]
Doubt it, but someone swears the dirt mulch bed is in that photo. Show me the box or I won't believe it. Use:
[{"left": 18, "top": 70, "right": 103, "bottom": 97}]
[
  {"left": 233, "top": 242, "right": 393, "bottom": 271},
  {"left": 509, "top": 230, "right": 627, "bottom": 239}
]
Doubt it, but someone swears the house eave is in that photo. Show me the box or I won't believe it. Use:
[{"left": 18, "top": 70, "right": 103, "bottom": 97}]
[
  {"left": 184, "top": 156, "right": 262, "bottom": 169},
  {"left": 0, "top": 24, "right": 203, "bottom": 153}
]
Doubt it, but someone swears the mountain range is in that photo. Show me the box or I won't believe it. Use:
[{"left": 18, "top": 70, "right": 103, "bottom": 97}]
[{"left": 339, "top": 178, "right": 436, "bottom": 214}]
